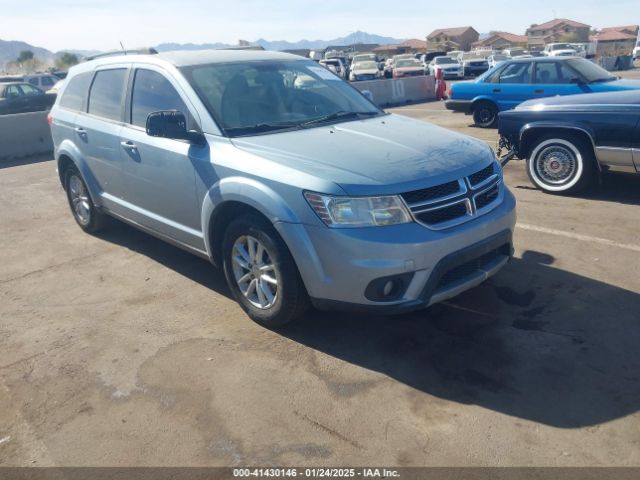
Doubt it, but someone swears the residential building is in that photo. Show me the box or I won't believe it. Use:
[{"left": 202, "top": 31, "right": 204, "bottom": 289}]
[
  {"left": 472, "top": 32, "right": 528, "bottom": 50},
  {"left": 427, "top": 27, "right": 479, "bottom": 51},
  {"left": 593, "top": 25, "right": 639, "bottom": 56},
  {"left": 526, "top": 18, "right": 591, "bottom": 48}
]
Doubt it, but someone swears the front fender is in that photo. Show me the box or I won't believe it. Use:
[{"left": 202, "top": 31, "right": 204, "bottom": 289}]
[
  {"left": 56, "top": 139, "right": 104, "bottom": 207},
  {"left": 519, "top": 121, "right": 596, "bottom": 149},
  {"left": 200, "top": 176, "right": 302, "bottom": 257}
]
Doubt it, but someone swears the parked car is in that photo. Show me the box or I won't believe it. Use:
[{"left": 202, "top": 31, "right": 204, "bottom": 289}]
[
  {"left": 543, "top": 43, "right": 577, "bottom": 57},
  {"left": 498, "top": 90, "right": 640, "bottom": 194},
  {"left": 633, "top": 41, "right": 640, "bottom": 60},
  {"left": 420, "top": 51, "right": 447, "bottom": 65},
  {"left": 24, "top": 73, "right": 61, "bottom": 92},
  {"left": 488, "top": 54, "right": 508, "bottom": 69},
  {"left": 461, "top": 56, "right": 490, "bottom": 78},
  {"left": 0, "top": 82, "right": 55, "bottom": 115},
  {"left": 392, "top": 59, "right": 425, "bottom": 78},
  {"left": 319, "top": 58, "right": 347, "bottom": 79},
  {"left": 352, "top": 53, "right": 377, "bottom": 64},
  {"left": 429, "top": 56, "right": 464, "bottom": 79},
  {"left": 445, "top": 57, "right": 640, "bottom": 127},
  {"left": 349, "top": 60, "right": 381, "bottom": 81},
  {"left": 502, "top": 48, "right": 528, "bottom": 58},
  {"left": 49, "top": 49, "right": 516, "bottom": 327}
]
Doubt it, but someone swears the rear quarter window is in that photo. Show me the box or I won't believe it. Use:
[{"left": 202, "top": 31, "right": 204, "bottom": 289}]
[
  {"left": 87, "top": 69, "right": 127, "bottom": 121},
  {"left": 59, "top": 72, "right": 93, "bottom": 111}
]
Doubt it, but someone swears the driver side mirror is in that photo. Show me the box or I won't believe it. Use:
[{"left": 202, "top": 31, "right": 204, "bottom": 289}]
[{"left": 146, "top": 110, "right": 204, "bottom": 144}]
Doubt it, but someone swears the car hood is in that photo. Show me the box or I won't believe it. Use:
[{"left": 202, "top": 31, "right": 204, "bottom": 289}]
[
  {"left": 230, "top": 114, "right": 494, "bottom": 196},
  {"left": 517, "top": 87, "right": 640, "bottom": 109},
  {"left": 353, "top": 68, "right": 379, "bottom": 75}
]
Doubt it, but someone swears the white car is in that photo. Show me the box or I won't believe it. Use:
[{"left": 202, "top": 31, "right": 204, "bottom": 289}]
[
  {"left": 633, "top": 41, "right": 640, "bottom": 60},
  {"left": 543, "top": 43, "right": 577, "bottom": 56},
  {"left": 352, "top": 53, "right": 377, "bottom": 64},
  {"left": 487, "top": 54, "right": 509, "bottom": 69},
  {"left": 429, "top": 56, "right": 464, "bottom": 79},
  {"left": 23, "top": 73, "right": 61, "bottom": 92},
  {"left": 349, "top": 61, "right": 381, "bottom": 81},
  {"left": 319, "top": 58, "right": 347, "bottom": 79}
]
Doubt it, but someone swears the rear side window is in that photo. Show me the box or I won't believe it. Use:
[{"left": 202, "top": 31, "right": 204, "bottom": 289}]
[
  {"left": 59, "top": 73, "right": 92, "bottom": 111},
  {"left": 498, "top": 62, "right": 532, "bottom": 84},
  {"left": 88, "top": 69, "right": 127, "bottom": 121},
  {"left": 130, "top": 69, "right": 189, "bottom": 128}
]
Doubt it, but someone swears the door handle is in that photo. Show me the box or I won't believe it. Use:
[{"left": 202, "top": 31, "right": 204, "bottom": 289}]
[
  {"left": 534, "top": 89, "right": 544, "bottom": 94},
  {"left": 120, "top": 141, "right": 137, "bottom": 151},
  {"left": 492, "top": 88, "right": 501, "bottom": 93},
  {"left": 74, "top": 127, "right": 86, "bottom": 135}
]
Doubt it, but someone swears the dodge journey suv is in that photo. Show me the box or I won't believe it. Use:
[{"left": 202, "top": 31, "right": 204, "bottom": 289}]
[{"left": 50, "top": 49, "right": 516, "bottom": 326}]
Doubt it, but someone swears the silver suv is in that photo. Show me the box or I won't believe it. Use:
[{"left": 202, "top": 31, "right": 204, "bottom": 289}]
[{"left": 50, "top": 50, "right": 516, "bottom": 326}]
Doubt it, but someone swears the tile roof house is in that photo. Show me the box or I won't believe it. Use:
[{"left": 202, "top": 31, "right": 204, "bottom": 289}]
[
  {"left": 373, "top": 39, "right": 427, "bottom": 56},
  {"left": 472, "top": 32, "right": 528, "bottom": 50},
  {"left": 526, "top": 18, "right": 591, "bottom": 47},
  {"left": 427, "top": 26, "right": 479, "bottom": 51},
  {"left": 592, "top": 25, "right": 639, "bottom": 56}
]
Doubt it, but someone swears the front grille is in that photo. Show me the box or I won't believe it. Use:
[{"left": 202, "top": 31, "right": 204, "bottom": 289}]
[
  {"left": 436, "top": 245, "right": 510, "bottom": 290},
  {"left": 415, "top": 202, "right": 468, "bottom": 225},
  {"left": 401, "top": 181, "right": 460, "bottom": 204},
  {"left": 468, "top": 164, "right": 495, "bottom": 186},
  {"left": 475, "top": 185, "right": 499, "bottom": 209},
  {"left": 401, "top": 164, "right": 502, "bottom": 229}
]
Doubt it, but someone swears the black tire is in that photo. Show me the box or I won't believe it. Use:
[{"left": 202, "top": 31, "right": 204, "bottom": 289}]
[
  {"left": 64, "top": 166, "right": 108, "bottom": 233},
  {"left": 222, "top": 213, "right": 309, "bottom": 327},
  {"left": 525, "top": 133, "right": 596, "bottom": 195},
  {"left": 472, "top": 101, "right": 498, "bottom": 128}
]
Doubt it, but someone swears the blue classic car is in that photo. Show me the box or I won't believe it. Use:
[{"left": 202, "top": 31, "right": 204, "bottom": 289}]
[
  {"left": 445, "top": 57, "right": 640, "bottom": 128},
  {"left": 497, "top": 90, "right": 640, "bottom": 194}
]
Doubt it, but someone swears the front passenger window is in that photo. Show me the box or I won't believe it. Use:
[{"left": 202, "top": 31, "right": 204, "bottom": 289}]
[{"left": 130, "top": 69, "right": 190, "bottom": 128}]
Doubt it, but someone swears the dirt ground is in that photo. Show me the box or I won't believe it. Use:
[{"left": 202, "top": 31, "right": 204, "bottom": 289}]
[{"left": 1, "top": 71, "right": 639, "bottom": 467}]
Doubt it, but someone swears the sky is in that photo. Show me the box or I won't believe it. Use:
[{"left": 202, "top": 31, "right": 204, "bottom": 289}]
[{"left": 0, "top": 0, "right": 637, "bottom": 52}]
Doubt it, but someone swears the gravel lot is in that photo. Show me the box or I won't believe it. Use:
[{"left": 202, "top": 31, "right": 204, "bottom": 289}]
[{"left": 1, "top": 73, "right": 639, "bottom": 467}]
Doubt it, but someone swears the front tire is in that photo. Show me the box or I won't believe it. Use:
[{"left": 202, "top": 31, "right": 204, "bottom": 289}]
[
  {"left": 472, "top": 101, "right": 498, "bottom": 128},
  {"left": 222, "top": 214, "right": 309, "bottom": 327},
  {"left": 526, "top": 134, "right": 596, "bottom": 194},
  {"left": 64, "top": 167, "right": 107, "bottom": 233}
]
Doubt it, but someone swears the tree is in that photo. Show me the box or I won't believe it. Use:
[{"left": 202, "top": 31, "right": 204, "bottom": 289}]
[
  {"left": 17, "top": 50, "right": 34, "bottom": 63},
  {"left": 55, "top": 52, "right": 79, "bottom": 70}
]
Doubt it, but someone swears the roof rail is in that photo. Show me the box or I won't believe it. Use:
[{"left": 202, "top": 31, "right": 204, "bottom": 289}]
[{"left": 85, "top": 48, "right": 158, "bottom": 61}]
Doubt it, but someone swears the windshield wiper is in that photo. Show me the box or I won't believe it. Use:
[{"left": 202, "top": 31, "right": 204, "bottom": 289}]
[
  {"left": 224, "top": 122, "right": 300, "bottom": 135},
  {"left": 590, "top": 77, "right": 617, "bottom": 83},
  {"left": 300, "top": 110, "right": 379, "bottom": 127}
]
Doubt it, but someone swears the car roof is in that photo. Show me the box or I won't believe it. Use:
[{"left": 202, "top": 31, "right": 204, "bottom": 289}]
[
  {"left": 508, "top": 56, "right": 575, "bottom": 63},
  {"left": 0, "top": 81, "right": 32, "bottom": 86},
  {"left": 67, "top": 49, "right": 304, "bottom": 76}
]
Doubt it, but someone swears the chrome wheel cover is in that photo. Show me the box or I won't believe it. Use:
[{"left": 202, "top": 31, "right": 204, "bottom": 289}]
[
  {"left": 231, "top": 235, "right": 279, "bottom": 309},
  {"left": 68, "top": 174, "right": 91, "bottom": 225},
  {"left": 535, "top": 145, "right": 577, "bottom": 185}
]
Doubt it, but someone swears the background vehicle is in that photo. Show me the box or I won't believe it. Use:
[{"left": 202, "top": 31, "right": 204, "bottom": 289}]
[
  {"left": 351, "top": 53, "right": 377, "bottom": 64},
  {"left": 429, "top": 56, "right": 464, "bottom": 79},
  {"left": 543, "top": 43, "right": 577, "bottom": 57},
  {"left": 488, "top": 54, "right": 508, "bottom": 68},
  {"left": 460, "top": 54, "right": 490, "bottom": 78},
  {"left": 446, "top": 57, "right": 640, "bottom": 127},
  {"left": 23, "top": 73, "right": 61, "bottom": 92},
  {"left": 349, "top": 60, "right": 381, "bottom": 81},
  {"left": 392, "top": 58, "right": 425, "bottom": 78},
  {"left": 49, "top": 49, "right": 516, "bottom": 327},
  {"left": 319, "top": 58, "right": 347, "bottom": 78},
  {"left": 420, "top": 51, "right": 447, "bottom": 66},
  {"left": 633, "top": 41, "right": 640, "bottom": 60},
  {"left": 498, "top": 90, "right": 640, "bottom": 194},
  {"left": 0, "top": 82, "right": 55, "bottom": 115},
  {"left": 503, "top": 48, "right": 529, "bottom": 58}
]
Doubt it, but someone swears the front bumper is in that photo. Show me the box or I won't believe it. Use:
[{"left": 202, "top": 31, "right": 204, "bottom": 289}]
[
  {"left": 445, "top": 99, "right": 472, "bottom": 113},
  {"left": 275, "top": 188, "right": 516, "bottom": 313}
]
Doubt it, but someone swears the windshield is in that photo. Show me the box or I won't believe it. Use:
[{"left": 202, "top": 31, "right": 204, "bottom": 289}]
[
  {"left": 353, "top": 54, "right": 376, "bottom": 62},
  {"left": 435, "top": 57, "right": 457, "bottom": 65},
  {"left": 395, "top": 59, "right": 420, "bottom": 67},
  {"left": 181, "top": 60, "right": 382, "bottom": 137},
  {"left": 354, "top": 61, "right": 378, "bottom": 69},
  {"left": 566, "top": 58, "right": 616, "bottom": 82}
]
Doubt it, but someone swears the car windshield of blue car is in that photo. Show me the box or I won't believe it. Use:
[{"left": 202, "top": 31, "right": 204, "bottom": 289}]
[
  {"left": 566, "top": 58, "right": 616, "bottom": 83},
  {"left": 181, "top": 60, "right": 382, "bottom": 136}
]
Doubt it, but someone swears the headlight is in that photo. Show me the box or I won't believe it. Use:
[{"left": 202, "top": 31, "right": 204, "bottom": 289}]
[{"left": 304, "top": 192, "right": 412, "bottom": 228}]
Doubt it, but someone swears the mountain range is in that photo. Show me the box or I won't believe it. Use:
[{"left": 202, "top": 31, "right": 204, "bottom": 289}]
[{"left": 0, "top": 31, "right": 404, "bottom": 66}]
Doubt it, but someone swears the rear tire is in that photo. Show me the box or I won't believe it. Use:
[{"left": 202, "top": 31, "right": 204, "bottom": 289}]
[
  {"left": 222, "top": 214, "right": 309, "bottom": 327},
  {"left": 64, "top": 166, "right": 108, "bottom": 233},
  {"left": 472, "top": 101, "right": 498, "bottom": 128},
  {"left": 526, "top": 133, "right": 596, "bottom": 195}
]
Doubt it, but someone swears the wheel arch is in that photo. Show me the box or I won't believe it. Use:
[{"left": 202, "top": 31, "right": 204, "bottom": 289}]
[
  {"left": 201, "top": 177, "right": 302, "bottom": 267},
  {"left": 519, "top": 123, "right": 598, "bottom": 169},
  {"left": 55, "top": 140, "right": 104, "bottom": 206}
]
